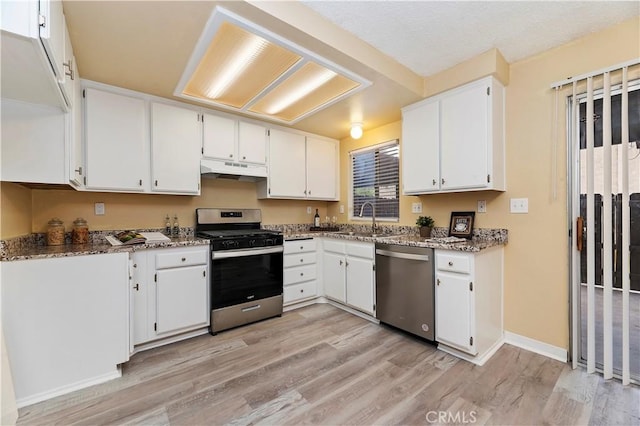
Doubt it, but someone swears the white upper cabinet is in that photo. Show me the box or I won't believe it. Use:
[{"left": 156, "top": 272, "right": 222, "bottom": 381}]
[
  {"left": 84, "top": 88, "right": 147, "bottom": 191},
  {"left": 151, "top": 102, "right": 201, "bottom": 194},
  {"left": 258, "top": 129, "right": 339, "bottom": 200},
  {"left": 0, "top": 0, "right": 71, "bottom": 110},
  {"left": 306, "top": 137, "right": 338, "bottom": 200},
  {"left": 201, "top": 114, "right": 267, "bottom": 177},
  {"left": 402, "top": 98, "right": 440, "bottom": 194},
  {"left": 402, "top": 76, "right": 505, "bottom": 194},
  {"left": 263, "top": 128, "right": 307, "bottom": 198},
  {"left": 202, "top": 114, "right": 236, "bottom": 160},
  {"left": 238, "top": 122, "right": 267, "bottom": 165}
]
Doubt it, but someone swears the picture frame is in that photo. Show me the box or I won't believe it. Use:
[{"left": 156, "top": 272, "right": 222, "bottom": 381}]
[{"left": 448, "top": 211, "right": 475, "bottom": 239}]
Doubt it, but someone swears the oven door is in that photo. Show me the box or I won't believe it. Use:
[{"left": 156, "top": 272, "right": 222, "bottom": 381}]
[{"left": 211, "top": 246, "right": 284, "bottom": 309}]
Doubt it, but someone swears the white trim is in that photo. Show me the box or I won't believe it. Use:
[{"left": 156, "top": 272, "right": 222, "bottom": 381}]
[
  {"left": 504, "top": 331, "right": 568, "bottom": 363},
  {"left": 550, "top": 58, "right": 640, "bottom": 89},
  {"left": 437, "top": 338, "right": 504, "bottom": 366},
  {"left": 15, "top": 368, "right": 122, "bottom": 408}
]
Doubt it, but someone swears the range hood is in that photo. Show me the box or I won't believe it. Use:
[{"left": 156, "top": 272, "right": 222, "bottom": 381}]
[{"left": 200, "top": 158, "right": 267, "bottom": 181}]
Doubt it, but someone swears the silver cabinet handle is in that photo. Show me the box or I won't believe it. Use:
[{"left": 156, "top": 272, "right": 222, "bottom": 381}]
[
  {"left": 437, "top": 279, "right": 440, "bottom": 286},
  {"left": 442, "top": 178, "right": 446, "bottom": 184},
  {"left": 241, "top": 304, "right": 261, "bottom": 312},
  {"left": 182, "top": 257, "right": 186, "bottom": 262},
  {"left": 433, "top": 179, "right": 436, "bottom": 186},
  {"left": 448, "top": 261, "right": 453, "bottom": 266},
  {"left": 339, "top": 260, "right": 343, "bottom": 265}
]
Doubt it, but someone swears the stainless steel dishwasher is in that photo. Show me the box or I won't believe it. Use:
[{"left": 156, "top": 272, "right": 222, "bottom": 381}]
[{"left": 375, "top": 243, "right": 435, "bottom": 341}]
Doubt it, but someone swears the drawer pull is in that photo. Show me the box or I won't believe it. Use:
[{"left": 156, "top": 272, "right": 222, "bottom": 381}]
[
  {"left": 182, "top": 257, "right": 186, "bottom": 262},
  {"left": 300, "top": 289, "right": 304, "bottom": 293},
  {"left": 133, "top": 283, "right": 139, "bottom": 291},
  {"left": 300, "top": 246, "right": 304, "bottom": 250},
  {"left": 242, "top": 304, "right": 261, "bottom": 312},
  {"left": 448, "top": 261, "right": 453, "bottom": 266},
  {"left": 300, "top": 272, "right": 304, "bottom": 276},
  {"left": 437, "top": 279, "right": 440, "bottom": 286},
  {"left": 300, "top": 258, "right": 304, "bottom": 263}
]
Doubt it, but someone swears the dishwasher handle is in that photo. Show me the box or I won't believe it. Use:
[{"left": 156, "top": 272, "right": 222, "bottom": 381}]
[{"left": 375, "top": 248, "right": 430, "bottom": 262}]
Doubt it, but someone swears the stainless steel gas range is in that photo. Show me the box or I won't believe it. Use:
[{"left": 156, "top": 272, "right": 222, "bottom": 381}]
[{"left": 195, "top": 208, "right": 284, "bottom": 335}]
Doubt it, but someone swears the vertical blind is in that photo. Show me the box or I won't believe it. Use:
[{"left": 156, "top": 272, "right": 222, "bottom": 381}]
[
  {"left": 553, "top": 59, "right": 639, "bottom": 385},
  {"left": 350, "top": 140, "right": 400, "bottom": 219}
]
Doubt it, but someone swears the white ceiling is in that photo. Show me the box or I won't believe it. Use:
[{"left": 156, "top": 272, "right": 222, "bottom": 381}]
[{"left": 301, "top": 1, "right": 640, "bottom": 77}]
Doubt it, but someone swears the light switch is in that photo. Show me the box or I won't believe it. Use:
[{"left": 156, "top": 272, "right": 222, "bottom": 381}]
[
  {"left": 477, "top": 200, "right": 487, "bottom": 213},
  {"left": 339, "top": 205, "right": 345, "bottom": 214},
  {"left": 306, "top": 206, "right": 312, "bottom": 214},
  {"left": 510, "top": 198, "right": 529, "bottom": 214},
  {"left": 411, "top": 202, "right": 423, "bottom": 213},
  {"left": 94, "top": 202, "right": 105, "bottom": 215}
]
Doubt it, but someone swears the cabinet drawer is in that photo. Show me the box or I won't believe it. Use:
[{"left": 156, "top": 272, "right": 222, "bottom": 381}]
[
  {"left": 155, "top": 248, "right": 208, "bottom": 269},
  {"left": 345, "top": 242, "right": 374, "bottom": 259},
  {"left": 284, "top": 252, "right": 316, "bottom": 268},
  {"left": 436, "top": 252, "right": 472, "bottom": 274},
  {"left": 284, "top": 239, "right": 316, "bottom": 254},
  {"left": 284, "top": 280, "right": 317, "bottom": 304},
  {"left": 284, "top": 264, "right": 317, "bottom": 285}
]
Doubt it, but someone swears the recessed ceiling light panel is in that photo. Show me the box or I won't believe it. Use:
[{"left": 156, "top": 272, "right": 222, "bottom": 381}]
[{"left": 175, "top": 7, "right": 371, "bottom": 123}]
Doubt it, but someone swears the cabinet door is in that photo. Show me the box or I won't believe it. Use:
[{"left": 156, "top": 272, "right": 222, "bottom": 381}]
[
  {"left": 58, "top": 15, "right": 73, "bottom": 107},
  {"left": 440, "top": 82, "right": 489, "bottom": 190},
  {"left": 238, "top": 122, "right": 266, "bottom": 165},
  {"left": 202, "top": 113, "right": 236, "bottom": 161},
  {"left": 151, "top": 103, "right": 201, "bottom": 194},
  {"left": 131, "top": 252, "right": 149, "bottom": 346},
  {"left": 68, "top": 57, "right": 83, "bottom": 187},
  {"left": 267, "top": 129, "right": 306, "bottom": 198},
  {"left": 306, "top": 137, "right": 337, "bottom": 200},
  {"left": 322, "top": 252, "right": 346, "bottom": 303},
  {"left": 85, "top": 88, "right": 147, "bottom": 191},
  {"left": 346, "top": 256, "right": 375, "bottom": 315},
  {"left": 156, "top": 265, "right": 208, "bottom": 335},
  {"left": 39, "top": 0, "right": 65, "bottom": 81},
  {"left": 402, "top": 100, "right": 440, "bottom": 194},
  {"left": 435, "top": 272, "right": 476, "bottom": 354}
]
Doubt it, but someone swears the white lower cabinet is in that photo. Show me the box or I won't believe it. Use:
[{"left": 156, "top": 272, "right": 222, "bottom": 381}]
[
  {"left": 283, "top": 239, "right": 317, "bottom": 305},
  {"left": 434, "top": 247, "right": 504, "bottom": 364},
  {"left": 1, "top": 253, "right": 130, "bottom": 406},
  {"left": 131, "top": 245, "right": 209, "bottom": 346},
  {"left": 321, "top": 239, "right": 375, "bottom": 316}
]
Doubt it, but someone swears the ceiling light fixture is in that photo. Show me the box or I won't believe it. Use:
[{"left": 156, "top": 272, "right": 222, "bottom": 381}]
[
  {"left": 175, "top": 7, "right": 371, "bottom": 124},
  {"left": 350, "top": 123, "right": 363, "bottom": 139}
]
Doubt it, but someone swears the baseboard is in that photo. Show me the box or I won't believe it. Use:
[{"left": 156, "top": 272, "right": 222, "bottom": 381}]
[
  {"left": 132, "top": 327, "right": 210, "bottom": 354},
  {"left": 16, "top": 368, "right": 122, "bottom": 408},
  {"left": 438, "top": 338, "right": 504, "bottom": 366},
  {"left": 504, "top": 331, "right": 568, "bottom": 363},
  {"left": 283, "top": 297, "right": 320, "bottom": 312}
]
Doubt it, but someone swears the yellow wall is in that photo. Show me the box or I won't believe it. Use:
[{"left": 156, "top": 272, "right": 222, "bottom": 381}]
[
  {"left": 0, "top": 179, "right": 328, "bottom": 237},
  {"left": 332, "top": 16, "right": 640, "bottom": 350},
  {"left": 0, "top": 183, "right": 32, "bottom": 239}
]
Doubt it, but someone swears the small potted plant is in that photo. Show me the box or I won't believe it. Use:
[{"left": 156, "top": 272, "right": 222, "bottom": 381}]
[{"left": 416, "top": 216, "right": 435, "bottom": 238}]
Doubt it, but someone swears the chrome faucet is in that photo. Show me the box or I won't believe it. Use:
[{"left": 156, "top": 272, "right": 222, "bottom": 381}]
[{"left": 359, "top": 201, "right": 376, "bottom": 234}]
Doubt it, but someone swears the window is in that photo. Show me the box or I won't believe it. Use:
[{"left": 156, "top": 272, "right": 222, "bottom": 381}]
[{"left": 350, "top": 140, "right": 400, "bottom": 220}]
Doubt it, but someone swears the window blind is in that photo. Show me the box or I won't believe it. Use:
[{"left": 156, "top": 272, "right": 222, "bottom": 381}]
[{"left": 350, "top": 140, "right": 399, "bottom": 219}]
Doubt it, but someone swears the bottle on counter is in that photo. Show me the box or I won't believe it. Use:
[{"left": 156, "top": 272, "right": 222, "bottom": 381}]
[
  {"left": 47, "top": 218, "right": 65, "bottom": 246},
  {"left": 172, "top": 214, "right": 180, "bottom": 237},
  {"left": 314, "top": 209, "right": 320, "bottom": 227},
  {"left": 71, "top": 218, "right": 89, "bottom": 244},
  {"left": 164, "top": 214, "right": 171, "bottom": 235}
]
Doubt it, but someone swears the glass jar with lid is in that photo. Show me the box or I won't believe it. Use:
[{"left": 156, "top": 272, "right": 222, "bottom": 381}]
[
  {"left": 72, "top": 218, "right": 89, "bottom": 244},
  {"left": 47, "top": 218, "right": 65, "bottom": 246}
]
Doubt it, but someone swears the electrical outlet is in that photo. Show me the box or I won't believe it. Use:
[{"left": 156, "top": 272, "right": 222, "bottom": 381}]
[
  {"left": 94, "top": 202, "right": 105, "bottom": 215},
  {"left": 477, "top": 200, "right": 487, "bottom": 213},
  {"left": 339, "top": 205, "right": 345, "bottom": 214},
  {"left": 306, "top": 206, "right": 312, "bottom": 214},
  {"left": 411, "top": 202, "right": 423, "bottom": 213},
  {"left": 510, "top": 198, "right": 529, "bottom": 214}
]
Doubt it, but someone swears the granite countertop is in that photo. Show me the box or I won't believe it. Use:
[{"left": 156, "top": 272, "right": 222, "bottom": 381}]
[
  {"left": 282, "top": 229, "right": 507, "bottom": 252},
  {"left": 1, "top": 236, "right": 210, "bottom": 262}
]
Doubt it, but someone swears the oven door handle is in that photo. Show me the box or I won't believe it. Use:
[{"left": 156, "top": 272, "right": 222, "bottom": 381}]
[{"left": 211, "top": 246, "right": 284, "bottom": 259}]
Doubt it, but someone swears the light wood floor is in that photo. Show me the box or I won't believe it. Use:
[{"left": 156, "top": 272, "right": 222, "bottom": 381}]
[{"left": 17, "top": 304, "right": 640, "bottom": 425}]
